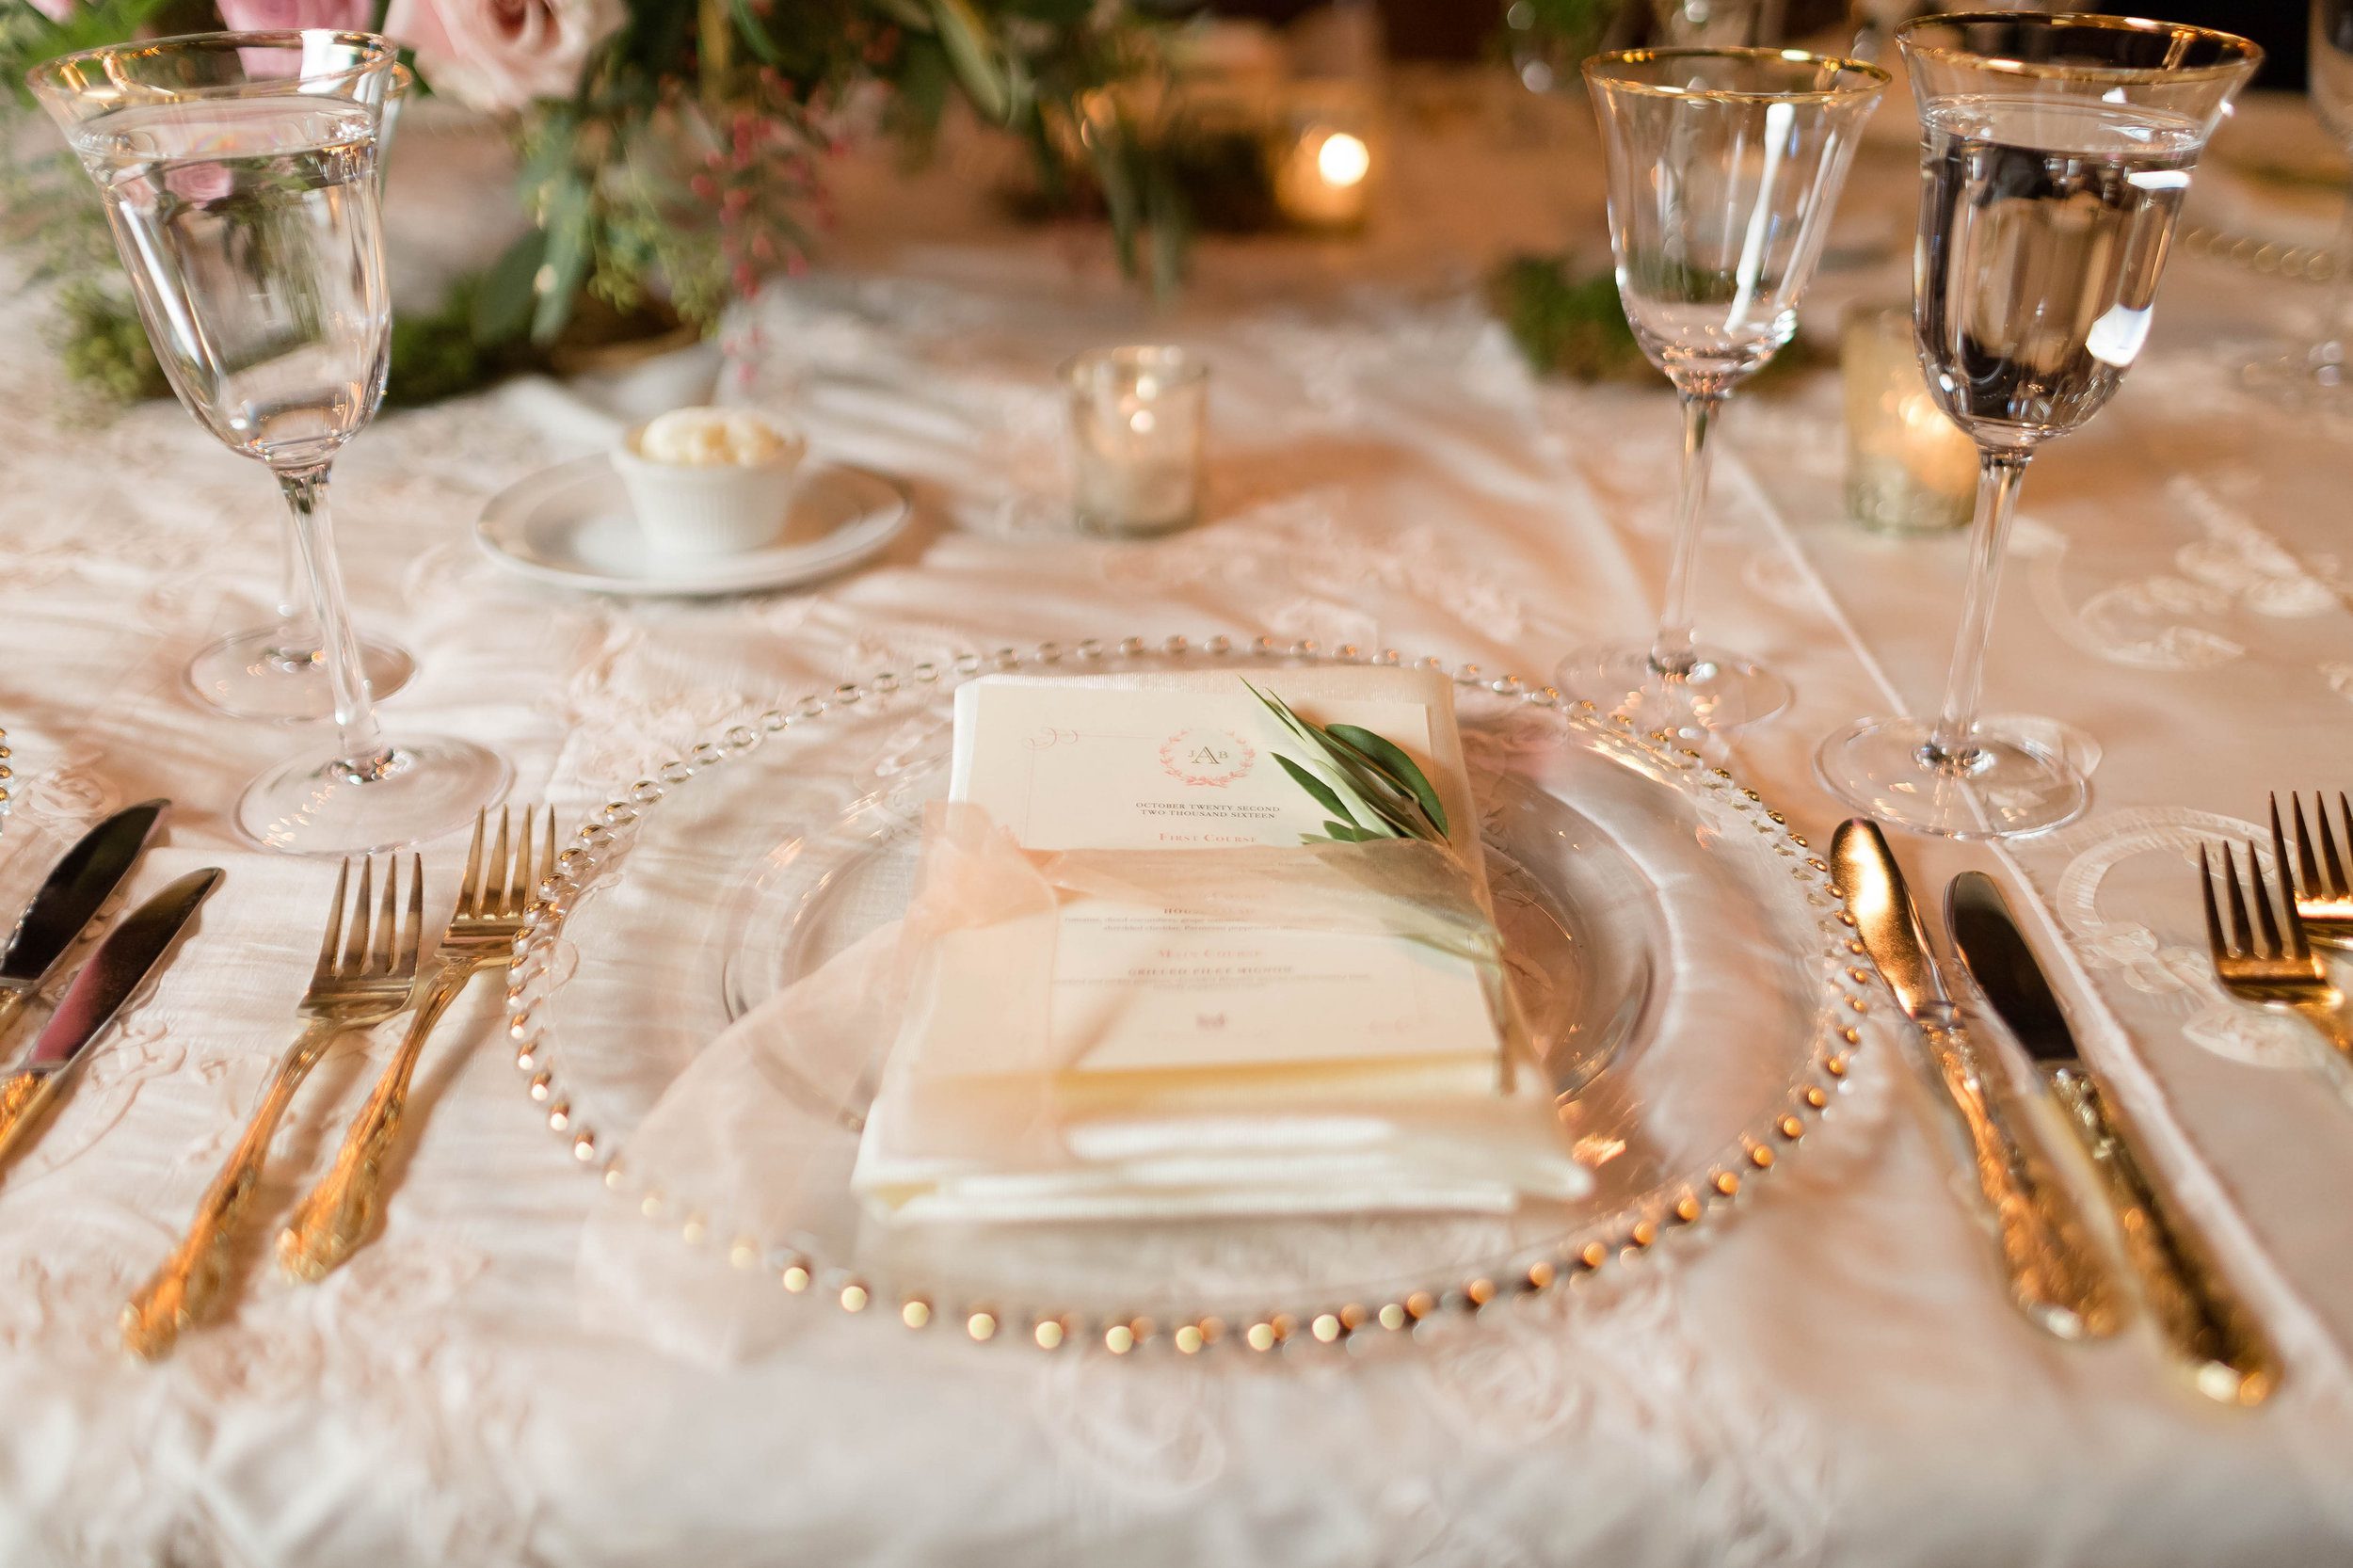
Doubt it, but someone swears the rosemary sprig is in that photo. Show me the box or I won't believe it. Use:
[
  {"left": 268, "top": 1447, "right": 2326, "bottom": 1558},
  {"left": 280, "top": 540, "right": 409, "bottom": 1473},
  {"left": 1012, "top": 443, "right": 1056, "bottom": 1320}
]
[{"left": 1244, "top": 681, "right": 1449, "bottom": 848}]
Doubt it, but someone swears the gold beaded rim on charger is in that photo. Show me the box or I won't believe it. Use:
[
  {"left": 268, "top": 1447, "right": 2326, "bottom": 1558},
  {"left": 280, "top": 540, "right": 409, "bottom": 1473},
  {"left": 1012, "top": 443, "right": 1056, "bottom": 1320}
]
[{"left": 503, "top": 633, "right": 1875, "bottom": 1357}]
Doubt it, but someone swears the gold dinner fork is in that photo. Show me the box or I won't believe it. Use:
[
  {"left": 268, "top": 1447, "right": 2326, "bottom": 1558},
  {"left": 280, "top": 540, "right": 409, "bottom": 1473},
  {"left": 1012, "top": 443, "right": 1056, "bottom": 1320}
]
[
  {"left": 277, "top": 807, "right": 551, "bottom": 1280},
  {"left": 2275, "top": 792, "right": 2353, "bottom": 952},
  {"left": 123, "top": 854, "right": 423, "bottom": 1359},
  {"left": 2199, "top": 829, "right": 2353, "bottom": 1110}
]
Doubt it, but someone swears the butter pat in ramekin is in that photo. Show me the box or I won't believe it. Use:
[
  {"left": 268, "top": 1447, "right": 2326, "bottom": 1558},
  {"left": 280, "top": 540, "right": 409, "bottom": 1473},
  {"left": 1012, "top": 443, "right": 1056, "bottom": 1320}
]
[{"left": 612, "top": 407, "right": 809, "bottom": 557}]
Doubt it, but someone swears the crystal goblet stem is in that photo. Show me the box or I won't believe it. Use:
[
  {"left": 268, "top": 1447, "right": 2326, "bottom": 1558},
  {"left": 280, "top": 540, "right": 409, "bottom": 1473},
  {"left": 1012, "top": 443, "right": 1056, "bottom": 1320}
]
[
  {"left": 1649, "top": 389, "right": 1721, "bottom": 681},
  {"left": 280, "top": 465, "right": 388, "bottom": 776},
  {"left": 1921, "top": 448, "right": 2026, "bottom": 772}
]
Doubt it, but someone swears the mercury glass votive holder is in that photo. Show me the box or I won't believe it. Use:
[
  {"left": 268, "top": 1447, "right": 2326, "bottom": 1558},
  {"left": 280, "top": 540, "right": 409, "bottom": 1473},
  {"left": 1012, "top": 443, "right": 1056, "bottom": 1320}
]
[
  {"left": 1842, "top": 303, "right": 1976, "bottom": 536},
  {"left": 1064, "top": 345, "right": 1209, "bottom": 537}
]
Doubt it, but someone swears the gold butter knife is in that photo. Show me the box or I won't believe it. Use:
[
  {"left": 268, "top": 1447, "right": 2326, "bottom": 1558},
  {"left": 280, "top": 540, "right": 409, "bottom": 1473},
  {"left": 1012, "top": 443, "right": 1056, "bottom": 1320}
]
[
  {"left": 1948, "top": 870, "right": 2277, "bottom": 1404},
  {"left": 1832, "top": 820, "right": 2121, "bottom": 1340}
]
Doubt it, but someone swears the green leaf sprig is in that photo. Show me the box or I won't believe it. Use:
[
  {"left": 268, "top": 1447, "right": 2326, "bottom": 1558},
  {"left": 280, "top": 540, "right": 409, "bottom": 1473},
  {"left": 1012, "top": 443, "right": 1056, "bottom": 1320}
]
[{"left": 1245, "top": 681, "right": 1449, "bottom": 849}]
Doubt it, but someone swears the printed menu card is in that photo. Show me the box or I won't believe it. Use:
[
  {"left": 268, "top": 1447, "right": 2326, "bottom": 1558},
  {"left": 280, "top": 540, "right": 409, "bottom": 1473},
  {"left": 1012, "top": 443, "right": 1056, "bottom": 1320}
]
[{"left": 850, "top": 667, "right": 1590, "bottom": 1221}]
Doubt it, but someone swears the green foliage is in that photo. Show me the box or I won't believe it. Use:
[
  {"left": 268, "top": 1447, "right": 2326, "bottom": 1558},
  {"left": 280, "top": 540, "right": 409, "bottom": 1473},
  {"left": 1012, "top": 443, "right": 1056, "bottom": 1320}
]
[
  {"left": 50, "top": 279, "right": 168, "bottom": 403},
  {"left": 1486, "top": 254, "right": 1653, "bottom": 384},
  {"left": 0, "top": 0, "right": 1202, "bottom": 405},
  {"left": 388, "top": 275, "right": 536, "bottom": 406},
  {"left": 1511, "top": 0, "right": 1620, "bottom": 51},
  {"left": 0, "top": 0, "right": 175, "bottom": 100},
  {"left": 1486, "top": 253, "right": 1833, "bottom": 390},
  {"left": 499, "top": 0, "right": 1166, "bottom": 343},
  {"left": 1005, "top": 120, "right": 1276, "bottom": 238},
  {"left": 1249, "top": 682, "right": 1451, "bottom": 849}
]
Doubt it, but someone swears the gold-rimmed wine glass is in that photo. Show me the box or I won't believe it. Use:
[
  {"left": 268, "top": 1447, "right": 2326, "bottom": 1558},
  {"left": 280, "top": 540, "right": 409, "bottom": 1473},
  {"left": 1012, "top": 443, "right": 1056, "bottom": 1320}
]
[
  {"left": 1558, "top": 46, "right": 1887, "bottom": 736},
  {"left": 186, "top": 56, "right": 418, "bottom": 723},
  {"left": 31, "top": 31, "right": 512, "bottom": 854},
  {"left": 1815, "top": 13, "right": 2261, "bottom": 840}
]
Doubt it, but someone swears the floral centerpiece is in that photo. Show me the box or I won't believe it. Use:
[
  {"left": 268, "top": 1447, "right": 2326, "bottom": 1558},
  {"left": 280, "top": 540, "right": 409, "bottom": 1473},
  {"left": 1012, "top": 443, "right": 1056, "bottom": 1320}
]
[{"left": 0, "top": 0, "right": 1170, "bottom": 403}]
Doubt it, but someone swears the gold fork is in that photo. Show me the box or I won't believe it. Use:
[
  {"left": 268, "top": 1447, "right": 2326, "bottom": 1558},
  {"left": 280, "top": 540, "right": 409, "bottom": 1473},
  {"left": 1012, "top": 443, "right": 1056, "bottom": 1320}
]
[
  {"left": 2199, "top": 828, "right": 2353, "bottom": 1109},
  {"left": 278, "top": 807, "right": 550, "bottom": 1279},
  {"left": 123, "top": 855, "right": 423, "bottom": 1358},
  {"left": 2276, "top": 792, "right": 2353, "bottom": 952}
]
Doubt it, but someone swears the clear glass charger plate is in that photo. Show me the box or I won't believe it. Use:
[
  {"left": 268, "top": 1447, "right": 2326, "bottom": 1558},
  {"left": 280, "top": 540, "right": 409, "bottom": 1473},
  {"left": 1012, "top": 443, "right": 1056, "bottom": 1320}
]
[{"left": 506, "top": 635, "right": 1869, "bottom": 1352}]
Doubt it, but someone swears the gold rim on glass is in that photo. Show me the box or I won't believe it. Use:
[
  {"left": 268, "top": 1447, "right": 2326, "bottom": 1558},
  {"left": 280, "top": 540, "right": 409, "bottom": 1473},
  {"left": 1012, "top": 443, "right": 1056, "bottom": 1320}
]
[
  {"left": 1581, "top": 46, "right": 1890, "bottom": 103},
  {"left": 26, "top": 29, "right": 397, "bottom": 102},
  {"left": 1893, "top": 13, "right": 2263, "bottom": 87}
]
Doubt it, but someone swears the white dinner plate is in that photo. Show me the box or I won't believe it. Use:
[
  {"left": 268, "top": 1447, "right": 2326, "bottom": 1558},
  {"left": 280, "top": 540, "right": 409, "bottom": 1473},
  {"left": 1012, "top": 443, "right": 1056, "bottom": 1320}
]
[{"left": 475, "top": 454, "right": 912, "bottom": 597}]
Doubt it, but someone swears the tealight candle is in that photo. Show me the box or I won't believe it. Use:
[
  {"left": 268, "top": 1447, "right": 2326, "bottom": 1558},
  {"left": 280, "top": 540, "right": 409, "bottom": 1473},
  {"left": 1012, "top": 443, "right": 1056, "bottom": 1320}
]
[
  {"left": 1843, "top": 304, "right": 1977, "bottom": 536},
  {"left": 1064, "top": 345, "right": 1209, "bottom": 536},
  {"left": 1273, "top": 92, "right": 1374, "bottom": 231}
]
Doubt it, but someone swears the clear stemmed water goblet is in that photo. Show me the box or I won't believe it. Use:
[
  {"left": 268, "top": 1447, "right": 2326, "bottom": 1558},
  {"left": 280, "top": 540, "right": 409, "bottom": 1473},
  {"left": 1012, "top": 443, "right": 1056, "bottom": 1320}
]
[
  {"left": 2243, "top": 0, "right": 2353, "bottom": 413},
  {"left": 187, "top": 56, "right": 417, "bottom": 723},
  {"left": 1815, "top": 13, "right": 2261, "bottom": 840},
  {"left": 31, "top": 31, "right": 511, "bottom": 854},
  {"left": 1559, "top": 47, "right": 1887, "bottom": 736}
]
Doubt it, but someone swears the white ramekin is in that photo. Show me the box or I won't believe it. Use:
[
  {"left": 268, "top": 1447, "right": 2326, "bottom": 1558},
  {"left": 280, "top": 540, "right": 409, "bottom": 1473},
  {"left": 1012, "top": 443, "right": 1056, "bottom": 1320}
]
[{"left": 610, "top": 412, "right": 808, "bottom": 557}]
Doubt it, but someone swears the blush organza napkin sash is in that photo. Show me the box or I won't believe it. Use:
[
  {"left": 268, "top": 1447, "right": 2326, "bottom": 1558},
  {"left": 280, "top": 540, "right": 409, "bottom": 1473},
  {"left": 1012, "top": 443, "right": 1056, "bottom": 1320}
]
[{"left": 579, "top": 802, "right": 1588, "bottom": 1361}]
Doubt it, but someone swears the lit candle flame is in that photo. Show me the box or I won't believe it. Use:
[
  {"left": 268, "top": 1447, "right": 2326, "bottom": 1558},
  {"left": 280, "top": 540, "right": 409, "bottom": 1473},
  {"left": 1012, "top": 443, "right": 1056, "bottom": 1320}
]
[{"left": 1315, "top": 131, "right": 1370, "bottom": 189}]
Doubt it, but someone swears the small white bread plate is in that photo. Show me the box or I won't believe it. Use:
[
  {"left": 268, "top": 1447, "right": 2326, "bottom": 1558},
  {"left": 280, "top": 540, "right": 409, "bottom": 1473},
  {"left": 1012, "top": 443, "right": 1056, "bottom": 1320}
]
[{"left": 476, "top": 454, "right": 912, "bottom": 597}]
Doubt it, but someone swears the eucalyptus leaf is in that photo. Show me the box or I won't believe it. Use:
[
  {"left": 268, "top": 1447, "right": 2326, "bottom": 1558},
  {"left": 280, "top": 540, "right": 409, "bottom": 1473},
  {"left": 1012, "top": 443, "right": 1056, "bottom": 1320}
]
[
  {"left": 1325, "top": 724, "right": 1448, "bottom": 837},
  {"left": 472, "top": 228, "right": 548, "bottom": 345},
  {"left": 1330, "top": 767, "right": 1418, "bottom": 836},
  {"left": 931, "top": 0, "right": 1011, "bottom": 123},
  {"left": 1274, "top": 754, "right": 1359, "bottom": 831},
  {"left": 1248, "top": 680, "right": 1455, "bottom": 851},
  {"left": 530, "top": 178, "right": 595, "bottom": 345},
  {"left": 728, "top": 0, "right": 787, "bottom": 67},
  {"left": 1244, "top": 680, "right": 1320, "bottom": 746}
]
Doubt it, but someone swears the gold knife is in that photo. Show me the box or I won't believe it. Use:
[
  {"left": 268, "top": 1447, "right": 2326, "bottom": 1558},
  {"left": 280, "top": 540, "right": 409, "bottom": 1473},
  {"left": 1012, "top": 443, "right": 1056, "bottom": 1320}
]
[
  {"left": 1947, "top": 870, "right": 2278, "bottom": 1404},
  {"left": 1831, "top": 820, "right": 2121, "bottom": 1339}
]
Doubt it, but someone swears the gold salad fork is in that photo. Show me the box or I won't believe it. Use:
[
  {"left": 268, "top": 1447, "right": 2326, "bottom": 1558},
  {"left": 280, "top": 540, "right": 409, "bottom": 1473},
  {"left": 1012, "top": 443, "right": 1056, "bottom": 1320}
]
[
  {"left": 2275, "top": 792, "right": 2353, "bottom": 952},
  {"left": 124, "top": 855, "right": 422, "bottom": 1358},
  {"left": 278, "top": 807, "right": 550, "bottom": 1279},
  {"left": 2199, "top": 826, "right": 2353, "bottom": 1110}
]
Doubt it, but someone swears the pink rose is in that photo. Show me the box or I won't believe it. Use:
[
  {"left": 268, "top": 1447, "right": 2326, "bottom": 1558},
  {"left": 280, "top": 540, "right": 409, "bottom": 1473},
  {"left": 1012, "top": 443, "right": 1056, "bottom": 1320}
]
[
  {"left": 384, "top": 0, "right": 623, "bottom": 111},
  {"left": 29, "top": 0, "right": 78, "bottom": 21},
  {"left": 215, "top": 0, "right": 375, "bottom": 28}
]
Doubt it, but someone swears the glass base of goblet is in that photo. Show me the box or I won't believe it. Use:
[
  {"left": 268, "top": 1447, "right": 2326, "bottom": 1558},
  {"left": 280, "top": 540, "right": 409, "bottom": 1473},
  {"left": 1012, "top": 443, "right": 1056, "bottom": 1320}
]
[
  {"left": 186, "top": 626, "right": 415, "bottom": 723},
  {"left": 1815, "top": 715, "right": 2088, "bottom": 841},
  {"left": 2239, "top": 348, "right": 2353, "bottom": 418},
  {"left": 1554, "top": 641, "right": 1791, "bottom": 739},
  {"left": 234, "top": 735, "right": 512, "bottom": 856}
]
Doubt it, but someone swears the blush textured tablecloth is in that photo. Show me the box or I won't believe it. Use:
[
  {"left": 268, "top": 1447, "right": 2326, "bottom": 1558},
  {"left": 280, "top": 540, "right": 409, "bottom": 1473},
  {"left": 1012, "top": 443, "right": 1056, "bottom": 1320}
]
[{"left": 2, "top": 72, "right": 2351, "bottom": 1568}]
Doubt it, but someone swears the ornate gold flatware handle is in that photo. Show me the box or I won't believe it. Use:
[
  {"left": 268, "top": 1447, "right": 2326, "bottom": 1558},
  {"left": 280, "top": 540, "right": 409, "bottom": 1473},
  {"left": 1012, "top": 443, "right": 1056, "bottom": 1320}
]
[
  {"left": 122, "top": 1020, "right": 338, "bottom": 1359},
  {"left": 0, "top": 987, "right": 31, "bottom": 1046},
  {"left": 278, "top": 959, "right": 481, "bottom": 1281},
  {"left": 0, "top": 1067, "right": 69, "bottom": 1167},
  {"left": 2049, "top": 1068, "right": 2278, "bottom": 1404},
  {"left": 1919, "top": 1016, "right": 2122, "bottom": 1340}
]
